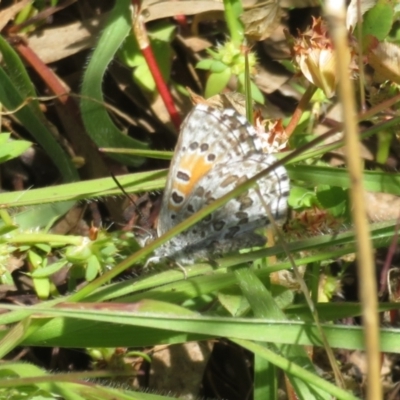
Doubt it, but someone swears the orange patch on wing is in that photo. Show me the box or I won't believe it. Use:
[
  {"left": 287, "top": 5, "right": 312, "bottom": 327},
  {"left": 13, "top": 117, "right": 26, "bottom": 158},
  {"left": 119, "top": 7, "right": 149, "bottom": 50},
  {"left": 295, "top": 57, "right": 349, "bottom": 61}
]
[{"left": 168, "top": 153, "right": 212, "bottom": 211}]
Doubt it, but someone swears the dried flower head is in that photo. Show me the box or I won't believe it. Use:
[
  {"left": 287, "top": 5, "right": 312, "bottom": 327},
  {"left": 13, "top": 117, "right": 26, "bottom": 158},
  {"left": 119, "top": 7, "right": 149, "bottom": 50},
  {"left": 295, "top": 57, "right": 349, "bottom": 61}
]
[{"left": 289, "top": 17, "right": 353, "bottom": 98}]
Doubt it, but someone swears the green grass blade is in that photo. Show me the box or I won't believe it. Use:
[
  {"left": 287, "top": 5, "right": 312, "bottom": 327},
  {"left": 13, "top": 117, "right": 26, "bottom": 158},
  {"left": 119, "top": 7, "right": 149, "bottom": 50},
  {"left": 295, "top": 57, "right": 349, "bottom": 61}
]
[
  {"left": 0, "top": 36, "right": 78, "bottom": 181},
  {"left": 288, "top": 165, "right": 400, "bottom": 195},
  {"left": 0, "top": 171, "right": 166, "bottom": 208},
  {"left": 233, "top": 339, "right": 357, "bottom": 400},
  {"left": 3, "top": 303, "right": 400, "bottom": 354},
  {"left": 80, "top": 0, "right": 149, "bottom": 167}
]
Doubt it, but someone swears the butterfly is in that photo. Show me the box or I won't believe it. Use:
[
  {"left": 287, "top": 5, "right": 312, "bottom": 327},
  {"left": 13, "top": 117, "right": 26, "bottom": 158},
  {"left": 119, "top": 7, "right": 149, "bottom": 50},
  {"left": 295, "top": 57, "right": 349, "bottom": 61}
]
[{"left": 147, "top": 104, "right": 289, "bottom": 265}]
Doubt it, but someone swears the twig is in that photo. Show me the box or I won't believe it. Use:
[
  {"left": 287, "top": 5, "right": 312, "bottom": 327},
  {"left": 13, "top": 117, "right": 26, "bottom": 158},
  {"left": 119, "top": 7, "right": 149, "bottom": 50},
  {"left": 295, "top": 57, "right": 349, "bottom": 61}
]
[{"left": 325, "top": 2, "right": 382, "bottom": 399}]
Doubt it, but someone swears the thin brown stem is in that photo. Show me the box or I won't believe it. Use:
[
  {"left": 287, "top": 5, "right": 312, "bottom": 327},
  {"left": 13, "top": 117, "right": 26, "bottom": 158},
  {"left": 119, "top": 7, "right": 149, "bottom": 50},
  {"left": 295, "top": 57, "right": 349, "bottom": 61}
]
[
  {"left": 285, "top": 85, "right": 317, "bottom": 137},
  {"left": 326, "top": 2, "right": 382, "bottom": 399}
]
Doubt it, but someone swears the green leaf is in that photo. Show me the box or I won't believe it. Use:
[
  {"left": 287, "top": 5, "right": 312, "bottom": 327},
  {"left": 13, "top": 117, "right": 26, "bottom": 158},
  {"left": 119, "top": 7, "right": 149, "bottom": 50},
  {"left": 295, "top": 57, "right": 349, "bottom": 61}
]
[
  {"left": 0, "top": 132, "right": 9, "bottom": 145},
  {"left": 361, "top": 1, "right": 394, "bottom": 41},
  {"left": 29, "top": 260, "right": 68, "bottom": 278},
  {"left": 119, "top": 34, "right": 145, "bottom": 67},
  {"left": 0, "top": 138, "right": 32, "bottom": 164},
  {"left": 0, "top": 225, "right": 18, "bottom": 236},
  {"left": 32, "top": 277, "right": 50, "bottom": 300},
  {"left": 119, "top": 20, "right": 175, "bottom": 93},
  {"left": 196, "top": 59, "right": 214, "bottom": 70},
  {"left": 65, "top": 243, "right": 92, "bottom": 264},
  {"left": 237, "top": 73, "right": 265, "bottom": 104},
  {"left": 218, "top": 286, "right": 250, "bottom": 316},
  {"left": 209, "top": 60, "right": 229, "bottom": 73},
  {"left": 28, "top": 250, "right": 43, "bottom": 269},
  {"left": 288, "top": 186, "right": 317, "bottom": 209},
  {"left": 133, "top": 64, "right": 156, "bottom": 92},
  {"left": 316, "top": 185, "right": 349, "bottom": 217},
  {"left": 148, "top": 21, "right": 176, "bottom": 41},
  {"left": 131, "top": 37, "right": 173, "bottom": 94},
  {"left": 5, "top": 202, "right": 75, "bottom": 231},
  {"left": 205, "top": 68, "right": 232, "bottom": 98},
  {"left": 86, "top": 254, "right": 101, "bottom": 281},
  {"left": 34, "top": 243, "right": 51, "bottom": 253},
  {"left": 249, "top": 80, "right": 264, "bottom": 104}
]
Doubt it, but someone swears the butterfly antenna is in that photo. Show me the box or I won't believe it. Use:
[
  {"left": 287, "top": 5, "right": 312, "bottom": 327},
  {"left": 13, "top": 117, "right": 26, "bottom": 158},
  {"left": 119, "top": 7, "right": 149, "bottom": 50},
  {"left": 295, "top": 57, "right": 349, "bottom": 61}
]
[{"left": 110, "top": 172, "right": 144, "bottom": 220}]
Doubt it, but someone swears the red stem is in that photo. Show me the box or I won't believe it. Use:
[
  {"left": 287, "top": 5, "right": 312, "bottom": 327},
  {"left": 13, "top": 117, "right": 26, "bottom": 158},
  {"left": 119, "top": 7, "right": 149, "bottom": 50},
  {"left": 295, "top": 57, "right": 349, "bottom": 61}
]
[{"left": 132, "top": 4, "right": 181, "bottom": 130}]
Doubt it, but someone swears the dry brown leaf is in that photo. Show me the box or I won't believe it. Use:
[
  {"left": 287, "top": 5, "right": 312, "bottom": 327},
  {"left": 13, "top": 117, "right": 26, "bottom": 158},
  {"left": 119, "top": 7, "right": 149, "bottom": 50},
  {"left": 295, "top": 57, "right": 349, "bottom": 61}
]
[
  {"left": 348, "top": 351, "right": 391, "bottom": 380},
  {"left": 149, "top": 341, "right": 213, "bottom": 399},
  {"left": 279, "top": 0, "right": 320, "bottom": 6},
  {"left": 254, "top": 63, "right": 291, "bottom": 96},
  {"left": 262, "top": 22, "right": 292, "bottom": 59},
  {"left": 183, "top": 36, "right": 213, "bottom": 53},
  {"left": 28, "top": 13, "right": 107, "bottom": 64},
  {"left": 241, "top": 1, "right": 283, "bottom": 41},
  {"left": 364, "top": 191, "right": 400, "bottom": 222},
  {"left": 142, "top": 0, "right": 223, "bottom": 22},
  {"left": 187, "top": 90, "right": 253, "bottom": 120},
  {"left": 202, "top": 92, "right": 248, "bottom": 115},
  {"left": 51, "top": 205, "right": 88, "bottom": 235},
  {"left": 142, "top": 0, "right": 319, "bottom": 23},
  {"left": 368, "top": 41, "right": 400, "bottom": 85},
  {"left": 0, "top": 0, "right": 31, "bottom": 31}
]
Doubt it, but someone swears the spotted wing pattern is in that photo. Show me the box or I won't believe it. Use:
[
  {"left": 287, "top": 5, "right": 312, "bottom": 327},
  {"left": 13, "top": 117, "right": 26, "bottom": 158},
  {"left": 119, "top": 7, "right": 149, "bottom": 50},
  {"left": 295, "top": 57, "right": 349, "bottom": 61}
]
[{"left": 154, "top": 104, "right": 290, "bottom": 264}]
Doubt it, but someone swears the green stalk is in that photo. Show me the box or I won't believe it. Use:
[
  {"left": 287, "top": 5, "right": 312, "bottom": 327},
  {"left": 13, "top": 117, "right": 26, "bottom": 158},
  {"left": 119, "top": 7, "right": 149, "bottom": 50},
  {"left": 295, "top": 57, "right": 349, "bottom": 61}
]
[{"left": 223, "top": 0, "right": 244, "bottom": 45}]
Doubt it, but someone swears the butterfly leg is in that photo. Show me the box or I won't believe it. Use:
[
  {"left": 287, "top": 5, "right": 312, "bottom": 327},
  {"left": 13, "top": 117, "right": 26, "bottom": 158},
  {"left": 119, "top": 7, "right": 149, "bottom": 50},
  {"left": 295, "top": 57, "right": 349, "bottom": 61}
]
[
  {"left": 174, "top": 261, "right": 188, "bottom": 279},
  {"left": 144, "top": 256, "right": 188, "bottom": 279}
]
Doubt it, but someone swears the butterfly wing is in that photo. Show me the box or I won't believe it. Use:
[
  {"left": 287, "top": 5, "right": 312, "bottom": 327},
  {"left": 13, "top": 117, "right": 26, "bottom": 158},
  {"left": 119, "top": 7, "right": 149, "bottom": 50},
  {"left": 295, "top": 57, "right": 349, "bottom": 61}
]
[
  {"left": 158, "top": 104, "right": 265, "bottom": 236},
  {"left": 155, "top": 152, "right": 289, "bottom": 263}
]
